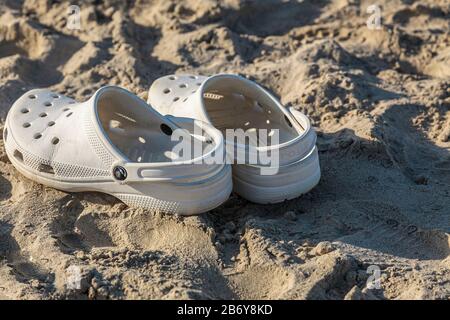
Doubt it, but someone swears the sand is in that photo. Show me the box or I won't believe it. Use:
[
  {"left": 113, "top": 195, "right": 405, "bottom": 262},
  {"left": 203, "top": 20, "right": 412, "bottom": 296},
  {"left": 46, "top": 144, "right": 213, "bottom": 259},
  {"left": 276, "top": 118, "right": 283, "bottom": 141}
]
[{"left": 0, "top": 0, "right": 449, "bottom": 300}]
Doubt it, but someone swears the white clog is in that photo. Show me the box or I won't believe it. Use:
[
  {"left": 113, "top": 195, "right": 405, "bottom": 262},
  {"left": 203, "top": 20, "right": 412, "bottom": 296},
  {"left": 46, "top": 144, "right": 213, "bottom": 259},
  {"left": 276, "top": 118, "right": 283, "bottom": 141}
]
[
  {"left": 4, "top": 86, "right": 232, "bottom": 214},
  {"left": 148, "top": 74, "right": 320, "bottom": 204}
]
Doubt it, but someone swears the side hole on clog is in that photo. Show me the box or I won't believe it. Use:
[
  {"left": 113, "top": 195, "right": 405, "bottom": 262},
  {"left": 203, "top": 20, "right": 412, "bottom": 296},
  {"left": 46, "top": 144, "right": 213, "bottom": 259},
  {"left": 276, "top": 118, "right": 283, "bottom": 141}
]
[
  {"left": 34, "top": 133, "right": 42, "bottom": 139},
  {"left": 160, "top": 123, "right": 173, "bottom": 136},
  {"left": 38, "top": 163, "right": 54, "bottom": 174},
  {"left": 169, "top": 76, "right": 176, "bottom": 80},
  {"left": 163, "top": 88, "right": 171, "bottom": 94},
  {"left": 4, "top": 128, "right": 8, "bottom": 141},
  {"left": 173, "top": 97, "right": 180, "bottom": 102},
  {"left": 23, "top": 122, "right": 31, "bottom": 128},
  {"left": 63, "top": 108, "right": 70, "bottom": 111},
  {"left": 39, "top": 112, "right": 47, "bottom": 118},
  {"left": 21, "top": 108, "right": 29, "bottom": 114},
  {"left": 13, "top": 150, "right": 23, "bottom": 162},
  {"left": 29, "top": 94, "right": 37, "bottom": 99},
  {"left": 51, "top": 137, "right": 59, "bottom": 145},
  {"left": 44, "top": 102, "right": 52, "bottom": 107},
  {"left": 51, "top": 94, "right": 59, "bottom": 99},
  {"left": 66, "top": 112, "right": 73, "bottom": 117},
  {"left": 179, "top": 84, "right": 187, "bottom": 88},
  {"left": 189, "top": 76, "right": 197, "bottom": 79},
  {"left": 48, "top": 121, "right": 55, "bottom": 127}
]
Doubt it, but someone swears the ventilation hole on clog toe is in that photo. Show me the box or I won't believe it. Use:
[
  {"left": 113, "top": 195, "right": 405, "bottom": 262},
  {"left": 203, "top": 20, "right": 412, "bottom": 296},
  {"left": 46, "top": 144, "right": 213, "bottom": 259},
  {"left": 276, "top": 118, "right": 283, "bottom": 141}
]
[
  {"left": 173, "top": 97, "right": 180, "bottom": 102},
  {"left": 163, "top": 88, "right": 171, "bottom": 94},
  {"left": 34, "top": 133, "right": 42, "bottom": 139},
  {"left": 63, "top": 108, "right": 70, "bottom": 111},
  {"left": 51, "top": 137, "right": 59, "bottom": 145},
  {"left": 29, "top": 94, "right": 37, "bottom": 99},
  {"left": 21, "top": 108, "right": 29, "bottom": 114},
  {"left": 23, "top": 122, "right": 31, "bottom": 128},
  {"left": 179, "top": 84, "right": 187, "bottom": 88},
  {"left": 196, "top": 82, "right": 202, "bottom": 86},
  {"left": 39, "top": 112, "right": 47, "bottom": 118},
  {"left": 189, "top": 76, "right": 197, "bottom": 79},
  {"left": 48, "top": 121, "right": 55, "bottom": 127},
  {"left": 38, "top": 163, "right": 54, "bottom": 174},
  {"left": 160, "top": 123, "right": 173, "bottom": 136},
  {"left": 169, "top": 76, "right": 176, "bottom": 80},
  {"left": 13, "top": 150, "right": 23, "bottom": 162},
  {"left": 51, "top": 94, "right": 59, "bottom": 99},
  {"left": 44, "top": 102, "right": 52, "bottom": 107},
  {"left": 66, "top": 112, "right": 73, "bottom": 117},
  {"left": 284, "top": 115, "right": 293, "bottom": 127}
]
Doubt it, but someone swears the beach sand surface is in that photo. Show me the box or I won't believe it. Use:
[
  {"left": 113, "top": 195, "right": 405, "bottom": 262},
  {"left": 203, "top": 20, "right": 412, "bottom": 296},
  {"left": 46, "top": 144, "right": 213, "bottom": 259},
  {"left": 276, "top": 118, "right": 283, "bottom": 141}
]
[{"left": 0, "top": 0, "right": 449, "bottom": 299}]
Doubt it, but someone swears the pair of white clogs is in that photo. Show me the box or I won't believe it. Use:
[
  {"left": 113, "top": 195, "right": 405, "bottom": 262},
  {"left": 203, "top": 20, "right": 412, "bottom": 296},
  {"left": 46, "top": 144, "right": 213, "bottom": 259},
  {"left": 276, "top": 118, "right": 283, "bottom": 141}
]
[{"left": 3, "top": 74, "right": 320, "bottom": 215}]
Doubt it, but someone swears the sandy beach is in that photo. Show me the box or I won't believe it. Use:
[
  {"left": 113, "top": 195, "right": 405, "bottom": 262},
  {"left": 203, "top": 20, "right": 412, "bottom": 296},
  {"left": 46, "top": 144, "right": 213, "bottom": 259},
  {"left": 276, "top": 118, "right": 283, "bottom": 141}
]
[{"left": 0, "top": 0, "right": 449, "bottom": 299}]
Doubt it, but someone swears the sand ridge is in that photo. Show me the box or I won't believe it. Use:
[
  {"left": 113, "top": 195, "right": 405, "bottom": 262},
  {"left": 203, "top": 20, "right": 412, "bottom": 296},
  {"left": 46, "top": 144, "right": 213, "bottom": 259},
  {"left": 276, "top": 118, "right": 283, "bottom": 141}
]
[{"left": 0, "top": 0, "right": 449, "bottom": 299}]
